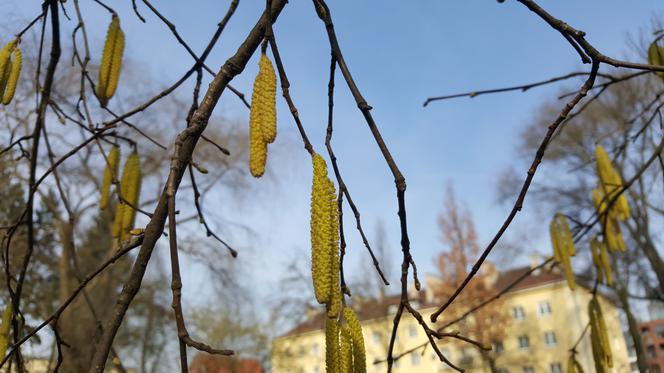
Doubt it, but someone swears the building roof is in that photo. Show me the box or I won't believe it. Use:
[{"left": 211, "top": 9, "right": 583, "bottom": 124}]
[
  {"left": 189, "top": 353, "right": 263, "bottom": 373},
  {"left": 279, "top": 265, "right": 567, "bottom": 339}
]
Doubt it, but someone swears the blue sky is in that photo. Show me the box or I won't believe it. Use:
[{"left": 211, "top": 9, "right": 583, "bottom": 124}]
[{"left": 4, "top": 0, "right": 662, "bottom": 315}]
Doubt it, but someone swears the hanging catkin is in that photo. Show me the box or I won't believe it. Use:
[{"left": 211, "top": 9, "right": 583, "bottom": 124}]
[
  {"left": 0, "top": 302, "right": 12, "bottom": 359},
  {"left": 591, "top": 237, "right": 613, "bottom": 286},
  {"left": 343, "top": 308, "right": 366, "bottom": 373},
  {"left": 549, "top": 213, "right": 576, "bottom": 290},
  {"left": 311, "top": 153, "right": 339, "bottom": 305},
  {"left": 595, "top": 145, "right": 630, "bottom": 221},
  {"left": 567, "top": 354, "right": 585, "bottom": 373},
  {"left": 248, "top": 53, "right": 277, "bottom": 177},
  {"left": 100, "top": 146, "right": 120, "bottom": 210},
  {"left": 1, "top": 44, "right": 21, "bottom": 105},
  {"left": 325, "top": 318, "right": 340, "bottom": 373},
  {"left": 589, "top": 298, "right": 613, "bottom": 371},
  {"left": 339, "top": 325, "right": 353, "bottom": 373},
  {"left": 96, "top": 15, "right": 125, "bottom": 107},
  {"left": 648, "top": 41, "right": 664, "bottom": 82},
  {"left": 592, "top": 188, "right": 626, "bottom": 252},
  {"left": 326, "top": 177, "right": 342, "bottom": 318},
  {"left": 118, "top": 152, "right": 141, "bottom": 240}
]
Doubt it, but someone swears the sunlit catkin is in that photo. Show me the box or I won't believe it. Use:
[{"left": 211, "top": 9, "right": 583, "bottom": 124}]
[
  {"left": 592, "top": 188, "right": 626, "bottom": 252},
  {"left": 311, "top": 154, "right": 338, "bottom": 304},
  {"left": 648, "top": 41, "right": 664, "bottom": 82},
  {"left": 119, "top": 152, "right": 141, "bottom": 240},
  {"left": 257, "top": 53, "right": 277, "bottom": 143},
  {"left": 2, "top": 46, "right": 21, "bottom": 105},
  {"left": 589, "top": 298, "right": 613, "bottom": 370},
  {"left": 549, "top": 213, "right": 576, "bottom": 290},
  {"left": 0, "top": 302, "right": 12, "bottom": 359},
  {"left": 595, "top": 145, "right": 630, "bottom": 221},
  {"left": 0, "top": 41, "right": 14, "bottom": 92},
  {"left": 326, "top": 178, "right": 342, "bottom": 318},
  {"left": 100, "top": 146, "right": 120, "bottom": 210},
  {"left": 96, "top": 15, "right": 125, "bottom": 107},
  {"left": 344, "top": 308, "right": 366, "bottom": 373},
  {"left": 325, "top": 318, "right": 340, "bottom": 373},
  {"left": 339, "top": 325, "right": 353, "bottom": 373}
]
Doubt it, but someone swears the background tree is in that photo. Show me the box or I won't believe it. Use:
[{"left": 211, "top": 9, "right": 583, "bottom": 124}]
[{"left": 431, "top": 187, "right": 508, "bottom": 372}]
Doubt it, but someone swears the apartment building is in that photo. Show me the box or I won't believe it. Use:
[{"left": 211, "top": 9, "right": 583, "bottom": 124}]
[{"left": 271, "top": 266, "right": 629, "bottom": 373}]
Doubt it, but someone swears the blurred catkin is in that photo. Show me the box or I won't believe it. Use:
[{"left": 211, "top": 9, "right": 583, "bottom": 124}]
[
  {"left": 96, "top": 15, "right": 124, "bottom": 106},
  {"left": 100, "top": 146, "right": 120, "bottom": 210}
]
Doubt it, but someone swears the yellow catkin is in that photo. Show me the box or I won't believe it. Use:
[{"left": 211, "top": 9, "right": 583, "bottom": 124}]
[
  {"left": 100, "top": 146, "right": 120, "bottom": 210},
  {"left": 326, "top": 177, "right": 342, "bottom": 318},
  {"left": 595, "top": 145, "right": 630, "bottom": 221},
  {"left": 257, "top": 53, "right": 277, "bottom": 143},
  {"left": 0, "top": 302, "right": 12, "bottom": 359},
  {"left": 0, "top": 60, "right": 11, "bottom": 98},
  {"left": 599, "top": 239, "right": 613, "bottom": 286},
  {"left": 0, "top": 41, "right": 14, "bottom": 91},
  {"left": 592, "top": 188, "right": 626, "bottom": 252},
  {"left": 648, "top": 41, "right": 664, "bottom": 81},
  {"left": 339, "top": 326, "right": 353, "bottom": 373},
  {"left": 589, "top": 298, "right": 613, "bottom": 370},
  {"left": 311, "top": 154, "right": 335, "bottom": 304},
  {"left": 96, "top": 15, "right": 124, "bottom": 106},
  {"left": 2, "top": 46, "right": 21, "bottom": 105},
  {"left": 119, "top": 152, "right": 141, "bottom": 240},
  {"left": 590, "top": 237, "right": 605, "bottom": 284},
  {"left": 325, "top": 318, "right": 340, "bottom": 373},
  {"left": 549, "top": 213, "right": 575, "bottom": 290},
  {"left": 343, "top": 308, "right": 366, "bottom": 373}
]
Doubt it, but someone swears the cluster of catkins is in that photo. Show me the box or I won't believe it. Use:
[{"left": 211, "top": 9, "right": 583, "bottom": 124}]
[
  {"left": 589, "top": 298, "right": 612, "bottom": 372},
  {"left": 0, "top": 39, "right": 22, "bottom": 105},
  {"left": 249, "top": 53, "right": 277, "bottom": 177},
  {"left": 593, "top": 145, "right": 629, "bottom": 253},
  {"left": 549, "top": 144, "right": 631, "bottom": 372},
  {"left": 96, "top": 15, "right": 125, "bottom": 107},
  {"left": 310, "top": 153, "right": 366, "bottom": 373},
  {"left": 100, "top": 146, "right": 142, "bottom": 241}
]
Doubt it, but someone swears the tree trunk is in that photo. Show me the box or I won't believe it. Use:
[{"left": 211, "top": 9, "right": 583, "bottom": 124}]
[{"left": 616, "top": 285, "right": 649, "bottom": 373}]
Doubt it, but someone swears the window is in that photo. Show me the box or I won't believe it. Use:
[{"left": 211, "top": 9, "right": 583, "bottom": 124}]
[
  {"left": 411, "top": 353, "right": 421, "bottom": 366},
  {"left": 298, "top": 345, "right": 306, "bottom": 356},
  {"left": 544, "top": 331, "right": 557, "bottom": 346},
  {"left": 657, "top": 325, "right": 664, "bottom": 338},
  {"left": 409, "top": 325, "right": 418, "bottom": 338},
  {"left": 647, "top": 345, "right": 656, "bottom": 358},
  {"left": 523, "top": 367, "right": 534, "bottom": 373},
  {"left": 312, "top": 343, "right": 319, "bottom": 356},
  {"left": 373, "top": 331, "right": 382, "bottom": 344},
  {"left": 313, "top": 367, "right": 320, "bottom": 373},
  {"left": 550, "top": 362, "right": 562, "bottom": 373},
  {"left": 518, "top": 335, "right": 530, "bottom": 349},
  {"left": 538, "top": 301, "right": 552, "bottom": 315},
  {"left": 493, "top": 341, "right": 504, "bottom": 354},
  {"left": 440, "top": 347, "right": 451, "bottom": 360},
  {"left": 513, "top": 306, "right": 525, "bottom": 320}
]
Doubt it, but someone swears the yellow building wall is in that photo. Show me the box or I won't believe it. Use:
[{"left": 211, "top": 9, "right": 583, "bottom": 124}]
[{"left": 272, "top": 281, "right": 629, "bottom": 373}]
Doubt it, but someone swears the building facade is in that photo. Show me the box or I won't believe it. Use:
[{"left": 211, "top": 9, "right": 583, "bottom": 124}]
[
  {"left": 639, "top": 319, "right": 664, "bottom": 372},
  {"left": 272, "top": 266, "right": 630, "bottom": 373}
]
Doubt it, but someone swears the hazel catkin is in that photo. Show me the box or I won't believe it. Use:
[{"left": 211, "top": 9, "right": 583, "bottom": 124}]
[
  {"left": 248, "top": 53, "right": 277, "bottom": 177},
  {"left": 549, "top": 213, "right": 576, "bottom": 290},
  {"left": 118, "top": 152, "right": 141, "bottom": 240},
  {"left": 0, "top": 302, "right": 12, "bottom": 359},
  {"left": 325, "top": 318, "right": 340, "bottom": 373},
  {"left": 100, "top": 146, "right": 120, "bottom": 210},
  {"left": 311, "top": 153, "right": 337, "bottom": 304},
  {"left": 595, "top": 145, "right": 630, "bottom": 221},
  {"left": 648, "top": 41, "right": 664, "bottom": 82},
  {"left": 1, "top": 45, "right": 21, "bottom": 105},
  {"left": 343, "top": 307, "right": 366, "bottom": 373},
  {"left": 96, "top": 15, "right": 125, "bottom": 107}
]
